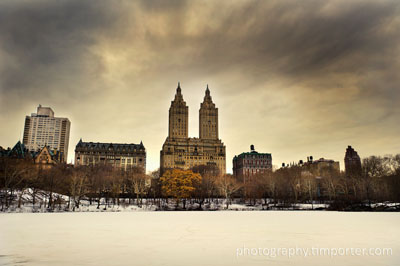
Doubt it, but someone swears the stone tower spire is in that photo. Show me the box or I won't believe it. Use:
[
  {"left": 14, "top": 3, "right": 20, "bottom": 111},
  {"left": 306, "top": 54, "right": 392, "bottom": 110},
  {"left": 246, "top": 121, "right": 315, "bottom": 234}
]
[
  {"left": 199, "top": 84, "right": 218, "bottom": 140},
  {"left": 169, "top": 82, "right": 189, "bottom": 139}
]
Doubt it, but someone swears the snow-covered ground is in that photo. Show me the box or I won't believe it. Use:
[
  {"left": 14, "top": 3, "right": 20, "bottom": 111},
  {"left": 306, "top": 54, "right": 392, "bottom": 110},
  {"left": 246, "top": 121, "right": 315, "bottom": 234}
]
[
  {"left": 2, "top": 188, "right": 399, "bottom": 212},
  {"left": 2, "top": 188, "right": 335, "bottom": 212},
  {"left": 0, "top": 212, "right": 399, "bottom": 266}
]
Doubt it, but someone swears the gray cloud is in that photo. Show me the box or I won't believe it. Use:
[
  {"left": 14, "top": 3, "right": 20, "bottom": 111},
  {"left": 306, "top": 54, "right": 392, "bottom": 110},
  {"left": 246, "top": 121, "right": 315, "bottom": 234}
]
[
  {"left": 0, "top": 0, "right": 399, "bottom": 171},
  {"left": 0, "top": 0, "right": 122, "bottom": 95}
]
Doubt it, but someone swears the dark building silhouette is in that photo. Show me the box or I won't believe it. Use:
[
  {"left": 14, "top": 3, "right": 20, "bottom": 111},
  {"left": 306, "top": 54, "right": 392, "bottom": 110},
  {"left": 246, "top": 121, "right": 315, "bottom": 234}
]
[
  {"left": 302, "top": 156, "right": 340, "bottom": 177},
  {"left": 233, "top": 145, "right": 272, "bottom": 182},
  {"left": 0, "top": 141, "right": 64, "bottom": 168},
  {"left": 0, "top": 141, "right": 32, "bottom": 159},
  {"left": 344, "top": 145, "right": 361, "bottom": 177},
  {"left": 282, "top": 156, "right": 340, "bottom": 177}
]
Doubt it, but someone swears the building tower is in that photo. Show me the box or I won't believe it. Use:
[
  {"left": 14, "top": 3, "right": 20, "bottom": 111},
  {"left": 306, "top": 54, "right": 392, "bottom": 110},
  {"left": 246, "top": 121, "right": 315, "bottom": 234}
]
[
  {"left": 160, "top": 83, "right": 226, "bottom": 175},
  {"left": 168, "top": 82, "right": 188, "bottom": 139},
  {"left": 199, "top": 85, "right": 218, "bottom": 140},
  {"left": 344, "top": 145, "right": 362, "bottom": 177},
  {"left": 22, "top": 105, "right": 70, "bottom": 162}
]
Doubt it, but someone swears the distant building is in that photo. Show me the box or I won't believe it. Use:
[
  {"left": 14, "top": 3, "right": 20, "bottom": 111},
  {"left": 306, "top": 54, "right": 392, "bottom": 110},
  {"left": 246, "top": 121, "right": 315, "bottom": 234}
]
[
  {"left": 0, "top": 141, "right": 32, "bottom": 159},
  {"left": 34, "top": 145, "right": 64, "bottom": 169},
  {"left": 299, "top": 156, "right": 340, "bottom": 177},
  {"left": 233, "top": 145, "right": 272, "bottom": 182},
  {"left": 23, "top": 105, "right": 71, "bottom": 162},
  {"left": 344, "top": 145, "right": 361, "bottom": 177},
  {"left": 0, "top": 141, "right": 63, "bottom": 168},
  {"left": 75, "top": 139, "right": 146, "bottom": 171},
  {"left": 160, "top": 83, "right": 226, "bottom": 175}
]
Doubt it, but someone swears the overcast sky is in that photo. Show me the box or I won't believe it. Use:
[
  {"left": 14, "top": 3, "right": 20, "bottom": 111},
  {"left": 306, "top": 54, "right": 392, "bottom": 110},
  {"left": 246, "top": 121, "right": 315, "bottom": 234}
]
[{"left": 1, "top": 0, "right": 399, "bottom": 173}]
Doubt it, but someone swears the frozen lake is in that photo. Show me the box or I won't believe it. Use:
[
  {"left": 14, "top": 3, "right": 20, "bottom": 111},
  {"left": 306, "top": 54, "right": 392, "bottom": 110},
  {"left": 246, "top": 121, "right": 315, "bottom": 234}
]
[{"left": 1, "top": 211, "right": 399, "bottom": 266}]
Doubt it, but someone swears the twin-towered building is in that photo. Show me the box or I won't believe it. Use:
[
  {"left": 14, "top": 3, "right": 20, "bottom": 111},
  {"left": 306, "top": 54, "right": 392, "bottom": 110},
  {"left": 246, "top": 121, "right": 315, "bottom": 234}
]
[{"left": 160, "top": 83, "right": 226, "bottom": 175}]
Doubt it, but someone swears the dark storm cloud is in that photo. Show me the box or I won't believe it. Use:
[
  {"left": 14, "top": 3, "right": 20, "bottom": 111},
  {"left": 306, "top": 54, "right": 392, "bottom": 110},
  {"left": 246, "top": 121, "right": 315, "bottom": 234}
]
[
  {"left": 1, "top": 0, "right": 398, "bottom": 95},
  {"left": 123, "top": 0, "right": 400, "bottom": 114},
  {"left": 143, "top": 0, "right": 399, "bottom": 83},
  {"left": 0, "top": 0, "right": 121, "bottom": 95}
]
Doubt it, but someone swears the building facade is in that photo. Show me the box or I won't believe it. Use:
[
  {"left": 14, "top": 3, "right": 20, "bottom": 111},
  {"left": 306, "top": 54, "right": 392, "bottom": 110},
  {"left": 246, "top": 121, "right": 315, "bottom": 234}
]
[
  {"left": 344, "top": 145, "right": 362, "bottom": 177},
  {"left": 0, "top": 141, "right": 32, "bottom": 160},
  {"left": 299, "top": 156, "right": 340, "bottom": 177},
  {"left": 233, "top": 145, "right": 272, "bottom": 181},
  {"left": 34, "top": 145, "right": 64, "bottom": 169},
  {"left": 75, "top": 140, "right": 146, "bottom": 171},
  {"left": 0, "top": 141, "right": 63, "bottom": 168},
  {"left": 23, "top": 105, "right": 70, "bottom": 162},
  {"left": 160, "top": 83, "right": 226, "bottom": 175}
]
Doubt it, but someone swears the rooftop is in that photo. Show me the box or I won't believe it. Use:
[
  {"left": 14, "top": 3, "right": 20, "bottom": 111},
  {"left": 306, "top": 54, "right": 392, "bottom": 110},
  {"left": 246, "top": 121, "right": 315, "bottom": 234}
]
[{"left": 76, "top": 139, "right": 145, "bottom": 151}]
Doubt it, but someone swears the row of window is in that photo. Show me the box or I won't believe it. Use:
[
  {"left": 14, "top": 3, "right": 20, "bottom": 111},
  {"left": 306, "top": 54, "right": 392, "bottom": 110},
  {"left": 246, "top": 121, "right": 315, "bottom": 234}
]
[{"left": 244, "top": 160, "right": 271, "bottom": 165}]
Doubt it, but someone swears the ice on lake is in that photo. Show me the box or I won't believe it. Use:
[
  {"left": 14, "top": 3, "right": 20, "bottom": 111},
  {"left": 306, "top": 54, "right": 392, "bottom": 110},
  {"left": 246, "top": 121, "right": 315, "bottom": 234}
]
[{"left": 1, "top": 211, "right": 399, "bottom": 266}]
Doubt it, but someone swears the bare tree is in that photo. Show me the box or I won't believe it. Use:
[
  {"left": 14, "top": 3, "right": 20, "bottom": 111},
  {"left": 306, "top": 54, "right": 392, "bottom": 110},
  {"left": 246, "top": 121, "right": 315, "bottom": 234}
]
[
  {"left": 255, "top": 171, "right": 274, "bottom": 207},
  {"left": 108, "top": 168, "right": 123, "bottom": 207},
  {"left": 361, "top": 156, "right": 390, "bottom": 207},
  {"left": 216, "top": 174, "right": 242, "bottom": 209},
  {"left": 126, "top": 166, "right": 148, "bottom": 207},
  {"left": 321, "top": 170, "right": 341, "bottom": 202},
  {"left": 0, "top": 158, "right": 32, "bottom": 209},
  {"left": 43, "top": 164, "right": 69, "bottom": 210},
  {"left": 27, "top": 166, "right": 44, "bottom": 208},
  {"left": 69, "top": 166, "right": 89, "bottom": 211},
  {"left": 192, "top": 165, "right": 219, "bottom": 209},
  {"left": 302, "top": 175, "right": 318, "bottom": 209}
]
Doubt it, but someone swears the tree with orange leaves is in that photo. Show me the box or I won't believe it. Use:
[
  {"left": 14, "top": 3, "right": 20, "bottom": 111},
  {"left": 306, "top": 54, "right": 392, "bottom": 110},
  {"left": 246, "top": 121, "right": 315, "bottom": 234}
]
[{"left": 160, "top": 169, "right": 201, "bottom": 209}]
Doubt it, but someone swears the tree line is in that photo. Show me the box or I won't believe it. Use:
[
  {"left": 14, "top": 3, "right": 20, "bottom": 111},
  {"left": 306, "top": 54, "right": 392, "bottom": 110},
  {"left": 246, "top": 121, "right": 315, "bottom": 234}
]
[{"left": 1, "top": 154, "right": 399, "bottom": 211}]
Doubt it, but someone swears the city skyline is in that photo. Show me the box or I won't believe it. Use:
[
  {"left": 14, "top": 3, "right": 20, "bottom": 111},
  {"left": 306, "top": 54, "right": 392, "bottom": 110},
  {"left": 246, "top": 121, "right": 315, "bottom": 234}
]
[{"left": 1, "top": 0, "right": 400, "bottom": 173}]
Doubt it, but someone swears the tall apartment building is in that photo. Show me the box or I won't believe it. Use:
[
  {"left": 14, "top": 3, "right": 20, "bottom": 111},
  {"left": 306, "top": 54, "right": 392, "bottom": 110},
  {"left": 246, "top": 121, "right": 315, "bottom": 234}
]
[
  {"left": 160, "top": 83, "right": 226, "bottom": 175},
  {"left": 233, "top": 145, "right": 272, "bottom": 182},
  {"left": 23, "top": 105, "right": 71, "bottom": 162},
  {"left": 344, "top": 145, "right": 362, "bottom": 177},
  {"left": 75, "top": 140, "right": 146, "bottom": 171}
]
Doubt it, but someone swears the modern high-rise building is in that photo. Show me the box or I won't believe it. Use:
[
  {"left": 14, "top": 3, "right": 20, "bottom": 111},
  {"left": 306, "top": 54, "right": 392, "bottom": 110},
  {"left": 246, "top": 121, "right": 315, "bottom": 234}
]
[
  {"left": 344, "top": 145, "right": 362, "bottom": 177},
  {"left": 22, "top": 105, "right": 71, "bottom": 162},
  {"left": 233, "top": 145, "right": 272, "bottom": 182},
  {"left": 160, "top": 83, "right": 226, "bottom": 175}
]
